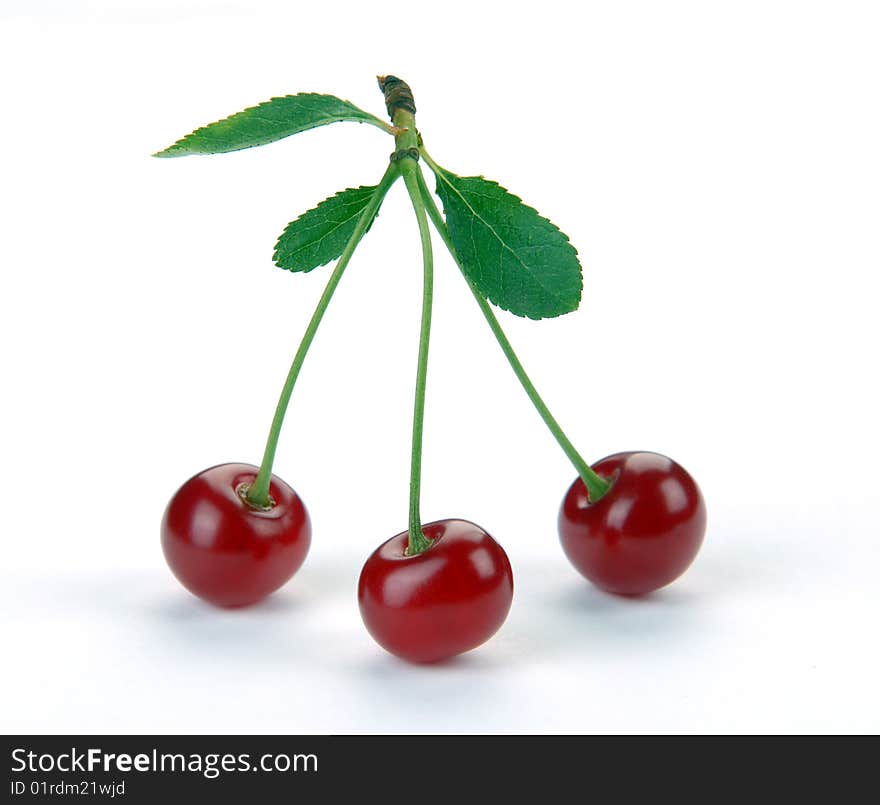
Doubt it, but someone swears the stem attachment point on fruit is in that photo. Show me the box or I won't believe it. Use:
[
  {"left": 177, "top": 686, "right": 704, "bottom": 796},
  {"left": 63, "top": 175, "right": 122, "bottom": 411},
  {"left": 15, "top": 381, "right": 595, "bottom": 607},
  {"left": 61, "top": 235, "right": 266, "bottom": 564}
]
[
  {"left": 405, "top": 528, "right": 434, "bottom": 557},
  {"left": 237, "top": 482, "right": 275, "bottom": 512}
]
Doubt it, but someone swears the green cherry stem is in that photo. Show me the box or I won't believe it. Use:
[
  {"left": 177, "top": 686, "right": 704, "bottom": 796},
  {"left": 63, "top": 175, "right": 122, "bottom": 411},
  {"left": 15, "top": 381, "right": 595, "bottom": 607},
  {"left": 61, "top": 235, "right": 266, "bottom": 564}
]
[
  {"left": 246, "top": 162, "right": 401, "bottom": 508},
  {"left": 414, "top": 163, "right": 612, "bottom": 503},
  {"left": 382, "top": 76, "right": 435, "bottom": 555},
  {"left": 402, "top": 163, "right": 435, "bottom": 555},
  {"left": 379, "top": 86, "right": 434, "bottom": 556}
]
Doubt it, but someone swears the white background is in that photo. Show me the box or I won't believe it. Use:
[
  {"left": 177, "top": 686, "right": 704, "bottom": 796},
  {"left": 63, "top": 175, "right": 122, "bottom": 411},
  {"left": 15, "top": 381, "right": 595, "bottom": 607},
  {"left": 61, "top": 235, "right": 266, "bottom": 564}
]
[{"left": 1, "top": 1, "right": 878, "bottom": 734}]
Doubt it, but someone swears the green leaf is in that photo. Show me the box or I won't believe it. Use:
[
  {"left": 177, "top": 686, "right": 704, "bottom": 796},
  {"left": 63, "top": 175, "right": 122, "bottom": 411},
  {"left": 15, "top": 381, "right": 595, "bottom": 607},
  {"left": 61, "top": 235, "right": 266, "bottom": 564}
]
[
  {"left": 273, "top": 185, "right": 380, "bottom": 272},
  {"left": 433, "top": 167, "right": 582, "bottom": 319},
  {"left": 153, "top": 94, "right": 387, "bottom": 157}
]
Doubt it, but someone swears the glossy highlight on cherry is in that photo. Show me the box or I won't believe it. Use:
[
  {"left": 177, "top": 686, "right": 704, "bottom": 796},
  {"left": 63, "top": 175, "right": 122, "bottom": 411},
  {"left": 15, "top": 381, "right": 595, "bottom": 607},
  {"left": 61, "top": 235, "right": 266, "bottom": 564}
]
[
  {"left": 558, "top": 452, "right": 706, "bottom": 595},
  {"left": 358, "top": 519, "right": 514, "bottom": 663},
  {"left": 161, "top": 463, "right": 311, "bottom": 607}
]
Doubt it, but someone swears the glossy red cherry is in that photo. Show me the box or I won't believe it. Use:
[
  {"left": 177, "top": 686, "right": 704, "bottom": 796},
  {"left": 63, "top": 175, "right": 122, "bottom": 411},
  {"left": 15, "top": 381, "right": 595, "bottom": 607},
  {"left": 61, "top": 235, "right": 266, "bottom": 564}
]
[
  {"left": 558, "top": 451, "right": 706, "bottom": 595},
  {"left": 358, "top": 519, "right": 514, "bottom": 663},
  {"left": 161, "top": 462, "right": 311, "bottom": 607}
]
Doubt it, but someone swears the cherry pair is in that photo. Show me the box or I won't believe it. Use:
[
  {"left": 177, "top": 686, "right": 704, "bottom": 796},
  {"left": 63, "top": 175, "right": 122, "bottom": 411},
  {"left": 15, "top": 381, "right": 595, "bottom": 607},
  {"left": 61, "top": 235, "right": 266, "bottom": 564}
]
[{"left": 160, "top": 465, "right": 512, "bottom": 663}]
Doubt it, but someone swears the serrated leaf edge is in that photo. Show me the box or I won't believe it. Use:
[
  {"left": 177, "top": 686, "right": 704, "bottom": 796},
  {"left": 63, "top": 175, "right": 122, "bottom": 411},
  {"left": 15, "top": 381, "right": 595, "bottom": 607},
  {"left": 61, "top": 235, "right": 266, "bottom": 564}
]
[
  {"left": 153, "top": 93, "right": 386, "bottom": 157},
  {"left": 273, "top": 185, "right": 380, "bottom": 272},
  {"left": 433, "top": 168, "right": 583, "bottom": 320}
]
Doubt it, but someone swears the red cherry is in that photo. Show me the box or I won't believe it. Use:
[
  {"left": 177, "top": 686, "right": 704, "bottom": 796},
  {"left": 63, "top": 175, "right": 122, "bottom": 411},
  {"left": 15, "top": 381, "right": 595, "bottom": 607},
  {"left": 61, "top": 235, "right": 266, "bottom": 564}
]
[
  {"left": 558, "top": 452, "right": 706, "bottom": 595},
  {"left": 161, "top": 463, "right": 311, "bottom": 607},
  {"left": 358, "top": 519, "right": 514, "bottom": 663}
]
